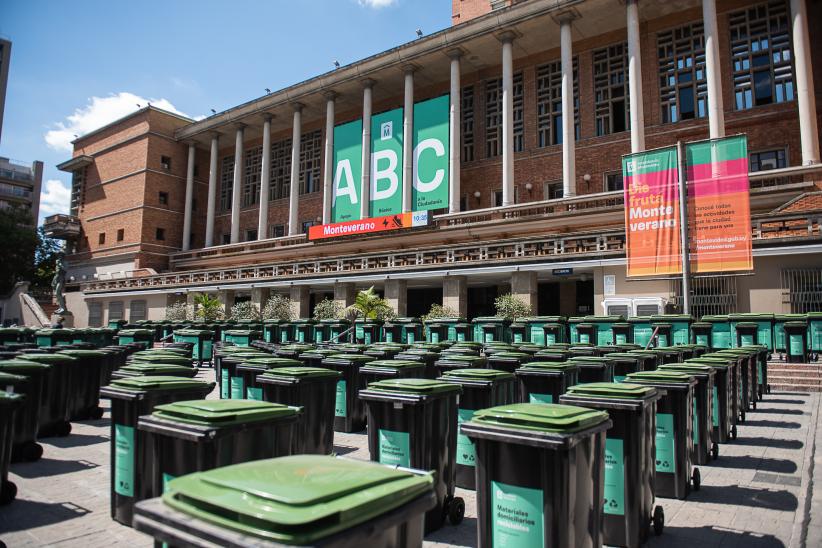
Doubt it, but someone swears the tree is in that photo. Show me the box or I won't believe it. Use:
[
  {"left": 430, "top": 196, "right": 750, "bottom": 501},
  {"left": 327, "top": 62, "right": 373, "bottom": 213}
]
[
  {"left": 0, "top": 206, "right": 37, "bottom": 295},
  {"left": 230, "top": 301, "right": 261, "bottom": 320},
  {"left": 262, "top": 295, "right": 295, "bottom": 321},
  {"left": 312, "top": 298, "right": 344, "bottom": 321},
  {"left": 494, "top": 293, "right": 532, "bottom": 321},
  {"left": 32, "top": 227, "right": 63, "bottom": 292},
  {"left": 346, "top": 286, "right": 396, "bottom": 321},
  {"left": 192, "top": 293, "right": 223, "bottom": 321}
]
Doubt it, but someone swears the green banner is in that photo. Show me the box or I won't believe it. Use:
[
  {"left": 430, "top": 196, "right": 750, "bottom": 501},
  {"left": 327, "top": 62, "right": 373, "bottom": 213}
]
[
  {"left": 412, "top": 95, "right": 450, "bottom": 211},
  {"left": 370, "top": 108, "right": 404, "bottom": 217},
  {"left": 332, "top": 120, "right": 363, "bottom": 222}
]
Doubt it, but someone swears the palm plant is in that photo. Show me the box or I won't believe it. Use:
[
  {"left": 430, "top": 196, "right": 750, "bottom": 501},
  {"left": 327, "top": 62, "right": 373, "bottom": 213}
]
[
  {"left": 345, "top": 286, "right": 395, "bottom": 321},
  {"left": 193, "top": 293, "right": 223, "bottom": 321}
]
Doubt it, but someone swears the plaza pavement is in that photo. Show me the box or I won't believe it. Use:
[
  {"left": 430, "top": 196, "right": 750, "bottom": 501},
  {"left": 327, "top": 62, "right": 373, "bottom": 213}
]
[{"left": 1, "top": 367, "right": 820, "bottom": 548}]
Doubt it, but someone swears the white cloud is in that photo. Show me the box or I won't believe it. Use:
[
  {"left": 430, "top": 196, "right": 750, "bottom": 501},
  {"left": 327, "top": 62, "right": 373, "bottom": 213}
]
[
  {"left": 44, "top": 92, "right": 192, "bottom": 152},
  {"left": 358, "top": 0, "right": 397, "bottom": 8},
  {"left": 39, "top": 179, "right": 71, "bottom": 217}
]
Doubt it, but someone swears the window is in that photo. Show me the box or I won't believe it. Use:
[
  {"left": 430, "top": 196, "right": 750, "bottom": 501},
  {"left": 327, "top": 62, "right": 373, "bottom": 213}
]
[
  {"left": 300, "top": 130, "right": 322, "bottom": 194},
  {"left": 116, "top": 228, "right": 124, "bottom": 242},
  {"left": 245, "top": 228, "right": 258, "bottom": 241},
  {"left": 88, "top": 302, "right": 102, "bottom": 327},
  {"left": 70, "top": 168, "right": 85, "bottom": 216},
  {"left": 543, "top": 181, "right": 563, "bottom": 200},
  {"left": 605, "top": 171, "right": 624, "bottom": 192},
  {"left": 155, "top": 227, "right": 165, "bottom": 241},
  {"left": 670, "top": 277, "right": 737, "bottom": 316},
  {"left": 270, "top": 138, "right": 292, "bottom": 200},
  {"left": 108, "top": 301, "right": 124, "bottom": 321},
  {"left": 658, "top": 23, "right": 708, "bottom": 123},
  {"left": 750, "top": 148, "right": 787, "bottom": 172},
  {"left": 782, "top": 268, "right": 822, "bottom": 313},
  {"left": 513, "top": 72, "right": 524, "bottom": 152},
  {"left": 98, "top": 232, "right": 106, "bottom": 245},
  {"left": 730, "top": 2, "right": 793, "bottom": 110},
  {"left": 485, "top": 79, "right": 502, "bottom": 157},
  {"left": 222, "top": 233, "right": 231, "bottom": 245},
  {"left": 636, "top": 303, "right": 662, "bottom": 316},
  {"left": 462, "top": 86, "right": 475, "bottom": 162},
  {"left": 270, "top": 224, "right": 285, "bottom": 238},
  {"left": 158, "top": 191, "right": 168, "bottom": 206},
  {"left": 219, "top": 155, "right": 235, "bottom": 211},
  {"left": 129, "top": 300, "right": 147, "bottom": 322},
  {"left": 243, "top": 146, "right": 262, "bottom": 207},
  {"left": 607, "top": 304, "right": 631, "bottom": 317},
  {"left": 161, "top": 156, "right": 172, "bottom": 170},
  {"left": 536, "top": 59, "right": 579, "bottom": 147},
  {"left": 301, "top": 220, "right": 315, "bottom": 234},
  {"left": 494, "top": 190, "right": 504, "bottom": 207},
  {"left": 593, "top": 43, "right": 629, "bottom": 136}
]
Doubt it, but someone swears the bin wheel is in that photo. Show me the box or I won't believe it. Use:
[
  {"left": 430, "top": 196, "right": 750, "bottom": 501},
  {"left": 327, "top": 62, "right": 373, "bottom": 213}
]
[
  {"left": 57, "top": 421, "right": 72, "bottom": 437},
  {"left": 652, "top": 506, "right": 665, "bottom": 536},
  {"left": 767, "top": 384, "right": 772, "bottom": 394},
  {"left": 711, "top": 443, "right": 719, "bottom": 460},
  {"left": 740, "top": 410, "right": 746, "bottom": 423},
  {"left": 90, "top": 407, "right": 104, "bottom": 420},
  {"left": 0, "top": 480, "right": 16, "bottom": 505},
  {"left": 691, "top": 468, "right": 701, "bottom": 491},
  {"left": 23, "top": 442, "right": 43, "bottom": 462},
  {"left": 447, "top": 496, "right": 465, "bottom": 525},
  {"left": 731, "top": 425, "right": 738, "bottom": 440},
  {"left": 751, "top": 400, "right": 757, "bottom": 410}
]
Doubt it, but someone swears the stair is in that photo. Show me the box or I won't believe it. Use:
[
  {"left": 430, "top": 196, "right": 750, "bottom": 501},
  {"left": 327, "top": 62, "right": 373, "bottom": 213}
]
[{"left": 767, "top": 362, "right": 822, "bottom": 392}]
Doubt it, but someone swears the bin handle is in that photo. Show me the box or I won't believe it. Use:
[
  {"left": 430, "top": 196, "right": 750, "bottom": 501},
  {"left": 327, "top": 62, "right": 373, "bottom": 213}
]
[{"left": 645, "top": 326, "right": 661, "bottom": 350}]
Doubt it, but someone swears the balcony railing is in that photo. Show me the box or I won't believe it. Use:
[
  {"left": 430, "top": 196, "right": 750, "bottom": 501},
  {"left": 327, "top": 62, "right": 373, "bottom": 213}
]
[{"left": 43, "top": 214, "right": 81, "bottom": 240}]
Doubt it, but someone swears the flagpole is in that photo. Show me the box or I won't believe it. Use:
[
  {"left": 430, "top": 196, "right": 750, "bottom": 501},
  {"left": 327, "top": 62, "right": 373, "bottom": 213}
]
[{"left": 677, "top": 140, "right": 691, "bottom": 314}]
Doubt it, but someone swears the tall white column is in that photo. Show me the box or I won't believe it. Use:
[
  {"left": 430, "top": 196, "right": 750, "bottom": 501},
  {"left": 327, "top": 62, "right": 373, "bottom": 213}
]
[
  {"left": 702, "top": 0, "right": 725, "bottom": 139},
  {"left": 449, "top": 49, "right": 462, "bottom": 213},
  {"left": 501, "top": 32, "right": 515, "bottom": 206},
  {"left": 182, "top": 143, "right": 195, "bottom": 251},
  {"left": 560, "top": 19, "right": 576, "bottom": 197},
  {"left": 229, "top": 124, "right": 244, "bottom": 244},
  {"left": 626, "top": 0, "right": 646, "bottom": 153},
  {"left": 288, "top": 104, "right": 302, "bottom": 236},
  {"left": 322, "top": 91, "right": 337, "bottom": 223},
  {"left": 258, "top": 114, "right": 272, "bottom": 239},
  {"left": 791, "top": 0, "right": 820, "bottom": 165},
  {"left": 402, "top": 68, "right": 414, "bottom": 213},
  {"left": 205, "top": 134, "right": 219, "bottom": 247},
  {"left": 360, "top": 79, "right": 375, "bottom": 219}
]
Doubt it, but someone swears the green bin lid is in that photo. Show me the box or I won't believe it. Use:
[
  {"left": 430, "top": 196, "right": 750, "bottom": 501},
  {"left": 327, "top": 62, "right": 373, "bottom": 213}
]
[
  {"left": 242, "top": 357, "right": 302, "bottom": 368},
  {"left": 120, "top": 364, "right": 196, "bottom": 375},
  {"left": 440, "top": 368, "right": 513, "bottom": 381},
  {"left": 324, "top": 354, "right": 375, "bottom": 363},
  {"left": 118, "top": 329, "right": 155, "bottom": 335},
  {"left": 109, "top": 376, "right": 210, "bottom": 391},
  {"left": 175, "top": 329, "right": 214, "bottom": 336},
  {"left": 519, "top": 361, "right": 577, "bottom": 371},
  {"left": 660, "top": 363, "right": 714, "bottom": 374},
  {"left": 131, "top": 355, "right": 192, "bottom": 366},
  {"left": 488, "top": 352, "right": 529, "bottom": 359},
  {"left": 362, "top": 359, "right": 424, "bottom": 370},
  {"left": 0, "top": 358, "right": 51, "bottom": 372},
  {"left": 0, "top": 371, "right": 27, "bottom": 385},
  {"left": 470, "top": 403, "right": 608, "bottom": 433},
  {"left": 152, "top": 399, "right": 298, "bottom": 426},
  {"left": 0, "top": 391, "right": 24, "bottom": 407},
  {"left": 366, "top": 377, "right": 461, "bottom": 395},
  {"left": 223, "top": 329, "right": 260, "bottom": 336},
  {"left": 566, "top": 382, "right": 656, "bottom": 399},
  {"left": 685, "top": 357, "right": 734, "bottom": 366},
  {"left": 161, "top": 455, "right": 432, "bottom": 544},
  {"left": 55, "top": 349, "right": 107, "bottom": 358},
  {"left": 735, "top": 322, "right": 759, "bottom": 328},
  {"left": 625, "top": 371, "right": 693, "bottom": 384},
  {"left": 260, "top": 367, "right": 341, "bottom": 380},
  {"left": 18, "top": 353, "right": 76, "bottom": 365}
]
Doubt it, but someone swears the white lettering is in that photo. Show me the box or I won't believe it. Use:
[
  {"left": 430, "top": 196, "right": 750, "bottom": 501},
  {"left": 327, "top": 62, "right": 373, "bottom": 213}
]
[
  {"left": 333, "top": 159, "right": 358, "bottom": 205},
  {"left": 371, "top": 149, "right": 399, "bottom": 201},
  {"left": 413, "top": 138, "right": 445, "bottom": 193}
]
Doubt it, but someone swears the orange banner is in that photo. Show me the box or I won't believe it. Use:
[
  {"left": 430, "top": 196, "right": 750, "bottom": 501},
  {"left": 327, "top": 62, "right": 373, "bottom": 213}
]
[{"left": 308, "top": 211, "right": 429, "bottom": 241}]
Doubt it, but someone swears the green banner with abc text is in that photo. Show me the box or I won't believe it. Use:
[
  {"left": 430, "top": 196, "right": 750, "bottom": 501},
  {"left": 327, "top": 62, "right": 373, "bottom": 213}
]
[
  {"left": 370, "top": 108, "right": 404, "bottom": 217},
  {"left": 412, "top": 95, "right": 450, "bottom": 211},
  {"left": 332, "top": 119, "right": 363, "bottom": 223}
]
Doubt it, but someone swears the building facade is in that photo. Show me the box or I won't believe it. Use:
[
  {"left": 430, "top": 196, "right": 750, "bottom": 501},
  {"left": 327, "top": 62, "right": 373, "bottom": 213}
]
[
  {"left": 0, "top": 157, "right": 42, "bottom": 223},
  {"left": 52, "top": 0, "right": 822, "bottom": 327},
  {"left": 0, "top": 38, "right": 11, "bottom": 145}
]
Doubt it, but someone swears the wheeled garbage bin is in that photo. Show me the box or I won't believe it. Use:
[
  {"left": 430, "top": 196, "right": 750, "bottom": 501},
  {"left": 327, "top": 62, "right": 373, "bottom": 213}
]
[
  {"left": 234, "top": 357, "right": 301, "bottom": 400},
  {"left": 0, "top": 392, "right": 23, "bottom": 505},
  {"left": 0, "top": 370, "right": 43, "bottom": 462},
  {"left": 322, "top": 354, "right": 375, "bottom": 432},
  {"left": 514, "top": 361, "right": 579, "bottom": 404},
  {"left": 17, "top": 353, "right": 74, "bottom": 437},
  {"left": 660, "top": 363, "right": 718, "bottom": 463}
]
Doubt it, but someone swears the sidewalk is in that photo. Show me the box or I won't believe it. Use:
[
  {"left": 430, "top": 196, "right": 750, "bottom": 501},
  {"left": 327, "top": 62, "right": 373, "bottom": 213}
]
[{"left": 1, "top": 368, "right": 819, "bottom": 547}]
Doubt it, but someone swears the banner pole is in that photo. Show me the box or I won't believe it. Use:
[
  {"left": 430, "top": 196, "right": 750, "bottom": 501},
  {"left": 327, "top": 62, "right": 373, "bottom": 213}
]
[{"left": 677, "top": 140, "right": 691, "bottom": 314}]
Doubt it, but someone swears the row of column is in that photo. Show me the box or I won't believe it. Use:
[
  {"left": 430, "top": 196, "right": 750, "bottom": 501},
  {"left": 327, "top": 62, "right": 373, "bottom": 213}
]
[{"left": 182, "top": 0, "right": 819, "bottom": 251}]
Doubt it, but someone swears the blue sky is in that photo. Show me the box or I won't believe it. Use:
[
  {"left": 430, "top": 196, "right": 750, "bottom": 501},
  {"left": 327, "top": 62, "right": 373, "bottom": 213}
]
[{"left": 0, "top": 0, "right": 451, "bottom": 224}]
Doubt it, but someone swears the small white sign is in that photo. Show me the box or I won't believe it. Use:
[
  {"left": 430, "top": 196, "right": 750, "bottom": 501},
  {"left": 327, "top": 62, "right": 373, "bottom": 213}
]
[
  {"left": 604, "top": 274, "right": 616, "bottom": 296},
  {"left": 381, "top": 121, "right": 393, "bottom": 140}
]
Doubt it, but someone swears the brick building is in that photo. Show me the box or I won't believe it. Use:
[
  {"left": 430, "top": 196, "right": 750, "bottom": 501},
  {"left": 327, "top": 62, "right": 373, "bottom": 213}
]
[{"left": 50, "top": 0, "right": 822, "bottom": 327}]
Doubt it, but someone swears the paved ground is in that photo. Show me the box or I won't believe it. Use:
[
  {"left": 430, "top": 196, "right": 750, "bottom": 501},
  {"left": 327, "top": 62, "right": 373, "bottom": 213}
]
[{"left": 1, "top": 368, "right": 820, "bottom": 547}]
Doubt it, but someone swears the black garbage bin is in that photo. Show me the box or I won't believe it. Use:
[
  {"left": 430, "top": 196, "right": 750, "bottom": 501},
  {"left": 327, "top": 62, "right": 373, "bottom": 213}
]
[
  {"left": 17, "top": 353, "right": 74, "bottom": 437},
  {"left": 257, "top": 367, "right": 341, "bottom": 455},
  {"left": 0, "top": 370, "right": 43, "bottom": 462},
  {"left": 112, "top": 363, "right": 199, "bottom": 380},
  {"left": 691, "top": 322, "right": 713, "bottom": 348},
  {"left": 322, "top": 354, "right": 375, "bottom": 432},
  {"left": 713, "top": 349, "right": 756, "bottom": 417},
  {"left": 359, "top": 359, "right": 427, "bottom": 388},
  {"left": 57, "top": 349, "right": 107, "bottom": 420},
  {"left": 132, "top": 455, "right": 437, "bottom": 548},
  {"left": 560, "top": 383, "right": 665, "bottom": 546},
  {"left": 735, "top": 322, "right": 759, "bottom": 347},
  {"left": 534, "top": 348, "right": 571, "bottom": 362},
  {"left": 514, "top": 361, "right": 579, "bottom": 404},
  {"left": 688, "top": 355, "right": 740, "bottom": 438},
  {"left": 359, "top": 378, "right": 465, "bottom": 533},
  {"left": 433, "top": 355, "right": 487, "bottom": 377},
  {"left": 623, "top": 351, "right": 661, "bottom": 372},
  {"left": 217, "top": 350, "right": 269, "bottom": 399},
  {"left": 486, "top": 351, "right": 532, "bottom": 374},
  {"left": 100, "top": 375, "right": 216, "bottom": 526},
  {"left": 605, "top": 353, "right": 645, "bottom": 382},
  {"left": 784, "top": 321, "right": 808, "bottom": 363},
  {"left": 612, "top": 323, "right": 633, "bottom": 345},
  {"left": 437, "top": 369, "right": 516, "bottom": 490},
  {"left": 461, "top": 403, "right": 611, "bottom": 548},
  {"left": 297, "top": 348, "right": 339, "bottom": 368},
  {"left": 235, "top": 357, "right": 301, "bottom": 400},
  {"left": 743, "top": 344, "right": 770, "bottom": 398},
  {"left": 137, "top": 399, "right": 301, "bottom": 503},
  {"left": 569, "top": 356, "right": 616, "bottom": 383},
  {"left": 625, "top": 371, "right": 700, "bottom": 499},
  {"left": 395, "top": 350, "right": 440, "bottom": 378},
  {"left": 660, "top": 363, "right": 718, "bottom": 463},
  {"left": 0, "top": 392, "right": 23, "bottom": 505}
]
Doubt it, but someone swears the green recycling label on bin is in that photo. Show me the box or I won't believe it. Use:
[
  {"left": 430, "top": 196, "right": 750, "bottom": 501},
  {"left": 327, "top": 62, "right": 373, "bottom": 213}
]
[
  {"left": 230, "top": 376, "right": 245, "bottom": 400},
  {"left": 604, "top": 438, "right": 625, "bottom": 515},
  {"left": 335, "top": 380, "right": 347, "bottom": 417},
  {"left": 614, "top": 375, "right": 627, "bottom": 383},
  {"left": 790, "top": 334, "right": 804, "bottom": 355},
  {"left": 692, "top": 397, "right": 699, "bottom": 444},
  {"left": 529, "top": 393, "right": 553, "bottom": 404},
  {"left": 457, "top": 409, "right": 476, "bottom": 467},
  {"left": 656, "top": 413, "right": 675, "bottom": 473},
  {"left": 162, "top": 473, "right": 175, "bottom": 493},
  {"left": 616, "top": 334, "right": 627, "bottom": 344},
  {"left": 514, "top": 333, "right": 523, "bottom": 343},
  {"left": 485, "top": 333, "right": 493, "bottom": 343},
  {"left": 741, "top": 334, "right": 754, "bottom": 346},
  {"left": 697, "top": 334, "right": 709, "bottom": 346},
  {"left": 220, "top": 369, "right": 229, "bottom": 399},
  {"left": 114, "top": 424, "right": 134, "bottom": 497},
  {"left": 712, "top": 386, "right": 719, "bottom": 427},
  {"left": 579, "top": 333, "right": 590, "bottom": 344},
  {"left": 491, "top": 481, "right": 544, "bottom": 547},
  {"left": 378, "top": 429, "right": 410, "bottom": 467},
  {"left": 247, "top": 386, "right": 262, "bottom": 401},
  {"left": 546, "top": 334, "right": 556, "bottom": 345}
]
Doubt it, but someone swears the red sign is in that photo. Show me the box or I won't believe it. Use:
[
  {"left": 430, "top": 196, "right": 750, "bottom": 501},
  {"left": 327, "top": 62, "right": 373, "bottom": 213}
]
[{"left": 308, "top": 211, "right": 430, "bottom": 241}]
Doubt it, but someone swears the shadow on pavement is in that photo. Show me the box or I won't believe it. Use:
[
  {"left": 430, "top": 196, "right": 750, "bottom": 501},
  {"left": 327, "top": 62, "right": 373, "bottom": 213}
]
[
  {"left": 693, "top": 484, "right": 798, "bottom": 511},
  {"left": 728, "top": 437, "right": 803, "bottom": 450},
  {"left": 769, "top": 391, "right": 810, "bottom": 396},
  {"left": 10, "top": 458, "right": 99, "bottom": 478},
  {"left": 43, "top": 433, "right": 109, "bottom": 449},
  {"left": 423, "top": 516, "right": 477, "bottom": 547},
  {"left": 717, "top": 455, "right": 798, "bottom": 474},
  {"left": 754, "top": 407, "right": 806, "bottom": 416},
  {"left": 332, "top": 445, "right": 360, "bottom": 456},
  {"left": 0, "top": 499, "right": 91, "bottom": 533},
  {"left": 742, "top": 419, "right": 802, "bottom": 429},
  {"left": 648, "top": 525, "right": 785, "bottom": 547},
  {"left": 760, "top": 398, "right": 805, "bottom": 405}
]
